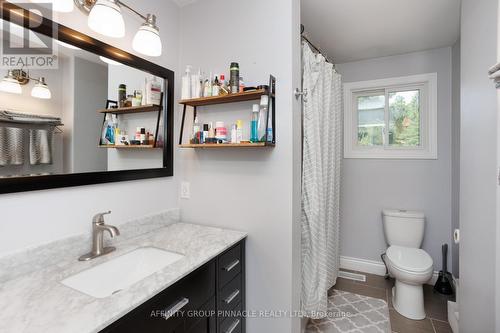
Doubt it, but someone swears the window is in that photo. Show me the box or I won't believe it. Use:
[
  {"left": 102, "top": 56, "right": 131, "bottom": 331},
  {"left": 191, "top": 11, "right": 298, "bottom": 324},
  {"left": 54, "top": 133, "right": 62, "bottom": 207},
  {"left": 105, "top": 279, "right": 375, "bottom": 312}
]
[{"left": 344, "top": 73, "right": 437, "bottom": 159}]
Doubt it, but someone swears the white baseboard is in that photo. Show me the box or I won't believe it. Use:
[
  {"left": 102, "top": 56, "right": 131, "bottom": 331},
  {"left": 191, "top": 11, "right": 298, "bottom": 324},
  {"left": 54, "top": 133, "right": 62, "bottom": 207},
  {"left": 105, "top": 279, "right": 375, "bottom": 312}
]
[{"left": 340, "top": 255, "right": 439, "bottom": 285}]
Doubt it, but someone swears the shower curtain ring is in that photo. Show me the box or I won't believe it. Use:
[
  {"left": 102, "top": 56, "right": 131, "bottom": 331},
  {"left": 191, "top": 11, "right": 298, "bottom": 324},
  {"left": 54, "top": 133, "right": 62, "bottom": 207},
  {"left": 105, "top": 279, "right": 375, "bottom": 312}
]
[{"left": 294, "top": 88, "right": 308, "bottom": 102}]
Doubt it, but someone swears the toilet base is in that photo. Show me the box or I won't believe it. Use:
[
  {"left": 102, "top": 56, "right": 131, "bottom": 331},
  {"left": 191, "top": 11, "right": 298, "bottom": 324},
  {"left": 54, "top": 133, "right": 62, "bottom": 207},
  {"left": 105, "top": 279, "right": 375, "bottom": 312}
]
[{"left": 392, "top": 281, "right": 426, "bottom": 320}]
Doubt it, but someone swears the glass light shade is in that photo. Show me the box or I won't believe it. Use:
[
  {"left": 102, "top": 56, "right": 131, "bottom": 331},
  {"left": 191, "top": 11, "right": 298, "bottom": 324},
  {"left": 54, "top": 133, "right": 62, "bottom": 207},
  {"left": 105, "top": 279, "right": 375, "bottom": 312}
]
[
  {"left": 88, "top": 0, "right": 125, "bottom": 38},
  {"left": 133, "top": 24, "right": 162, "bottom": 57},
  {"left": 30, "top": 0, "right": 74, "bottom": 13},
  {"left": 99, "top": 56, "right": 123, "bottom": 66},
  {"left": 0, "top": 75, "right": 22, "bottom": 95},
  {"left": 31, "top": 79, "right": 51, "bottom": 99}
]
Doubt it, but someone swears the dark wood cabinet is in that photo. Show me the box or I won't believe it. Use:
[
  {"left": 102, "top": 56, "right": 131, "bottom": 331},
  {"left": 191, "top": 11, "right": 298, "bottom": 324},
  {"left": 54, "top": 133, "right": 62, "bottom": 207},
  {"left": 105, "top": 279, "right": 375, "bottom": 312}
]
[{"left": 100, "top": 239, "right": 245, "bottom": 333}]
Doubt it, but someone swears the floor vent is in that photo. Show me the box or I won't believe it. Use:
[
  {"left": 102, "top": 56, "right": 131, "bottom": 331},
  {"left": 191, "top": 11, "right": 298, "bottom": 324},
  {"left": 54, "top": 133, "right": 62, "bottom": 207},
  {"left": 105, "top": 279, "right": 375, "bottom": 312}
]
[{"left": 339, "top": 270, "right": 366, "bottom": 282}]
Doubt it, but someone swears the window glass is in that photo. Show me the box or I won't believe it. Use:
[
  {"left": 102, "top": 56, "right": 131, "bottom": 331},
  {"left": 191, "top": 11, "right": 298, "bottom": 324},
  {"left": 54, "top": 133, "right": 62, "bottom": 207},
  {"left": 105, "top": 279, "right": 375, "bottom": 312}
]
[
  {"left": 357, "top": 94, "right": 385, "bottom": 146},
  {"left": 388, "top": 90, "right": 420, "bottom": 147}
]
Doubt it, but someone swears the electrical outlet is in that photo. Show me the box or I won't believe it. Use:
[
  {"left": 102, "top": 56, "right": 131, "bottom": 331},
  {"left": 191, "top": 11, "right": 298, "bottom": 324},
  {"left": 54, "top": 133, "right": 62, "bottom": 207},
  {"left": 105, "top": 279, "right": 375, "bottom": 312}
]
[{"left": 181, "top": 181, "right": 190, "bottom": 199}]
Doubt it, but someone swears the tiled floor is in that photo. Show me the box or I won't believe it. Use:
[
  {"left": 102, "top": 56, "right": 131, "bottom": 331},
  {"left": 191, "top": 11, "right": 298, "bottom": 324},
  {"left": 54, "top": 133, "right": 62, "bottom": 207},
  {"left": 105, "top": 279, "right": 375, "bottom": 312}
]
[{"left": 334, "top": 270, "right": 455, "bottom": 333}]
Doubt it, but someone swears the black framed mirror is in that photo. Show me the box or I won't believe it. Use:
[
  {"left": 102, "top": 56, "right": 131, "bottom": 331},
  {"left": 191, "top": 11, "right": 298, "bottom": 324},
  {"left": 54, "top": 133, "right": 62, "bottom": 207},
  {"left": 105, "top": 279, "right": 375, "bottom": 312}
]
[{"left": 0, "top": 0, "right": 174, "bottom": 194}]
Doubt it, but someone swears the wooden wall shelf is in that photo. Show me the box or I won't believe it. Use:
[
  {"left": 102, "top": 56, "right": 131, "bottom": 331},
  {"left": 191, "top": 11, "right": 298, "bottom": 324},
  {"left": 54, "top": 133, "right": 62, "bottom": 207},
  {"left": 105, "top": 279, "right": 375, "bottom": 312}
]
[
  {"left": 98, "top": 105, "right": 162, "bottom": 115},
  {"left": 179, "top": 89, "right": 268, "bottom": 107},
  {"left": 178, "top": 75, "right": 276, "bottom": 147},
  {"left": 98, "top": 145, "right": 159, "bottom": 149},
  {"left": 179, "top": 143, "right": 274, "bottom": 149}
]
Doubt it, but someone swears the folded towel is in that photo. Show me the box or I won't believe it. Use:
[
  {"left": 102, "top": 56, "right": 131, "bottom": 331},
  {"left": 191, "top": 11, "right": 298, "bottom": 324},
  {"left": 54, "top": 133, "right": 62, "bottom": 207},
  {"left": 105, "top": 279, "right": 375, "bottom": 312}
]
[
  {"left": 488, "top": 62, "right": 500, "bottom": 75},
  {"left": 489, "top": 71, "right": 500, "bottom": 81},
  {"left": 29, "top": 128, "right": 53, "bottom": 165},
  {"left": 0, "top": 126, "right": 26, "bottom": 166},
  {"left": 0, "top": 111, "right": 62, "bottom": 126}
]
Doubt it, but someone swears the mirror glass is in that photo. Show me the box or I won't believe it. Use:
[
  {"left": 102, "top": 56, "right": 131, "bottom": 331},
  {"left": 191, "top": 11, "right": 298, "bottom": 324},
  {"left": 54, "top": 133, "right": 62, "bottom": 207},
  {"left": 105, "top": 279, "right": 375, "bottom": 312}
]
[{"left": 0, "top": 22, "right": 166, "bottom": 179}]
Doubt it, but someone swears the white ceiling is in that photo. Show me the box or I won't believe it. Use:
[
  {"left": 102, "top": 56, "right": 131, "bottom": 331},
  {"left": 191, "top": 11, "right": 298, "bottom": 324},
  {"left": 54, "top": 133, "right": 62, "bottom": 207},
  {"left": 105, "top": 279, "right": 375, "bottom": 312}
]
[{"left": 301, "top": 0, "right": 461, "bottom": 63}]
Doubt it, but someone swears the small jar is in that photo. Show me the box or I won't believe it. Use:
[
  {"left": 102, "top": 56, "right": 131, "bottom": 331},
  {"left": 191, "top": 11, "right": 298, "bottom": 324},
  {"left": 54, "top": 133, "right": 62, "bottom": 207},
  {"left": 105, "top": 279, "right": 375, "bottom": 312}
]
[{"left": 215, "top": 121, "right": 227, "bottom": 142}]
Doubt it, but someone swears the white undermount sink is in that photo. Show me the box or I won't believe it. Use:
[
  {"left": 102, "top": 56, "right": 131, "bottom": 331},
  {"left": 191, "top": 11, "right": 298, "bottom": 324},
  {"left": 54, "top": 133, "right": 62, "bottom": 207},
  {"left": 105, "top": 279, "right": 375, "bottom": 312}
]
[{"left": 61, "top": 247, "right": 184, "bottom": 298}]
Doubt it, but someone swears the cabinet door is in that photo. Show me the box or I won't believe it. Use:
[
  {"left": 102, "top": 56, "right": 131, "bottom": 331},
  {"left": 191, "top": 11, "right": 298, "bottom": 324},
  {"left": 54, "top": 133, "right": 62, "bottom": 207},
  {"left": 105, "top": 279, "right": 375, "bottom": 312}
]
[{"left": 185, "top": 297, "right": 216, "bottom": 333}]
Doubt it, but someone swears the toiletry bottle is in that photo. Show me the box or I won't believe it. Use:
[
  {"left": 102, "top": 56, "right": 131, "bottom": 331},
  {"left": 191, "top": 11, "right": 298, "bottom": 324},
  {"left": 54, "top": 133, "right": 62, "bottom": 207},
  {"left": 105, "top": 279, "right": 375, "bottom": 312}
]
[
  {"left": 140, "top": 128, "right": 146, "bottom": 145},
  {"left": 212, "top": 76, "right": 220, "bottom": 96},
  {"left": 231, "top": 124, "right": 237, "bottom": 144},
  {"left": 181, "top": 65, "right": 192, "bottom": 100},
  {"left": 118, "top": 84, "right": 126, "bottom": 107},
  {"left": 190, "top": 68, "right": 201, "bottom": 99},
  {"left": 149, "top": 77, "right": 162, "bottom": 105},
  {"left": 203, "top": 124, "right": 209, "bottom": 144},
  {"left": 203, "top": 79, "right": 212, "bottom": 97},
  {"left": 258, "top": 95, "right": 268, "bottom": 141},
  {"left": 215, "top": 121, "right": 227, "bottom": 143},
  {"left": 192, "top": 116, "right": 201, "bottom": 144},
  {"left": 102, "top": 113, "right": 112, "bottom": 144},
  {"left": 230, "top": 62, "right": 239, "bottom": 93},
  {"left": 219, "top": 74, "right": 229, "bottom": 95},
  {"left": 250, "top": 104, "right": 259, "bottom": 142},
  {"left": 239, "top": 76, "right": 245, "bottom": 93},
  {"left": 236, "top": 120, "right": 243, "bottom": 144},
  {"left": 208, "top": 122, "right": 215, "bottom": 143}
]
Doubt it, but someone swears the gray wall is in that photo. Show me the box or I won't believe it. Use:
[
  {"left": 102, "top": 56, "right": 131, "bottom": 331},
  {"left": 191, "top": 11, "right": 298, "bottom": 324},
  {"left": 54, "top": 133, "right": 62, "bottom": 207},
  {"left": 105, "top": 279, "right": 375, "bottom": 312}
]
[
  {"left": 73, "top": 57, "right": 108, "bottom": 173},
  {"left": 178, "top": 0, "right": 302, "bottom": 332},
  {"left": 451, "top": 40, "right": 461, "bottom": 278},
  {"left": 459, "top": 0, "right": 498, "bottom": 331},
  {"left": 337, "top": 47, "right": 453, "bottom": 270}
]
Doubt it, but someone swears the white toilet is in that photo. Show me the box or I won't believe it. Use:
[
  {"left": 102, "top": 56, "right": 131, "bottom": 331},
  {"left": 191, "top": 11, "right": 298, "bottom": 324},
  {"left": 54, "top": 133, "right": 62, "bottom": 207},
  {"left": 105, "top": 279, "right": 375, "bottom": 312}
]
[{"left": 382, "top": 209, "right": 433, "bottom": 320}]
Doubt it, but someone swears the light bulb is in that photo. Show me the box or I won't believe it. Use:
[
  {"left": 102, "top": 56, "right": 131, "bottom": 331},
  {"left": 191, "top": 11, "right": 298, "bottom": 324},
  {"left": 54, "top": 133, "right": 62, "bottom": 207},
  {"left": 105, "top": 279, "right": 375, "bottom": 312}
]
[
  {"left": 0, "top": 71, "right": 22, "bottom": 94},
  {"left": 31, "top": 77, "right": 51, "bottom": 99},
  {"left": 133, "top": 14, "right": 162, "bottom": 57},
  {"left": 88, "top": 0, "right": 125, "bottom": 38}
]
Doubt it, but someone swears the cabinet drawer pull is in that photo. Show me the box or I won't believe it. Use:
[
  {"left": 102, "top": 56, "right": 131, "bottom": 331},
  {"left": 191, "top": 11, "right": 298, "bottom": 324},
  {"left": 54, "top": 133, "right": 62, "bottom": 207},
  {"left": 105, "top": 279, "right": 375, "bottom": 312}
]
[
  {"left": 224, "top": 259, "right": 240, "bottom": 272},
  {"left": 224, "top": 319, "right": 240, "bottom": 333},
  {"left": 224, "top": 289, "right": 240, "bottom": 304},
  {"left": 163, "top": 297, "right": 189, "bottom": 320}
]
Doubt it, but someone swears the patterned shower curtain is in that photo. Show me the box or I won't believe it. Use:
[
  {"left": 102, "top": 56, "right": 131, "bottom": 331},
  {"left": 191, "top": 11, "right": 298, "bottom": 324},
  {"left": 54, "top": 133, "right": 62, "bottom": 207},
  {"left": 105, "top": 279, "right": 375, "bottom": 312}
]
[{"left": 301, "top": 42, "right": 342, "bottom": 318}]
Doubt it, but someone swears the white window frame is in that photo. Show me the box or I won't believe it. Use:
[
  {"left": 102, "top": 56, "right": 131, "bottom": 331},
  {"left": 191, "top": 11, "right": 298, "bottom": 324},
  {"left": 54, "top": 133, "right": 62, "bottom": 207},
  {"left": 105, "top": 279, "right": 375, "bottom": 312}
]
[{"left": 343, "top": 73, "right": 438, "bottom": 159}]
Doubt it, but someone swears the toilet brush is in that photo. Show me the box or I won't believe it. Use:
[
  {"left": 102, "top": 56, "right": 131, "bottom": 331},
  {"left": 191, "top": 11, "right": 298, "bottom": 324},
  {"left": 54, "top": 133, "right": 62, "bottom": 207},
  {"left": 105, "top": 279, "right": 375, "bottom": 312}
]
[{"left": 433, "top": 244, "right": 454, "bottom": 295}]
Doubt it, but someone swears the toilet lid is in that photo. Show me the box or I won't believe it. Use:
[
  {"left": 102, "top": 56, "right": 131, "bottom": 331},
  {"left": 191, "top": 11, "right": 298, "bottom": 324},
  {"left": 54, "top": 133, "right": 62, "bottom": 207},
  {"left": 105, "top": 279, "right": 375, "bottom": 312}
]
[{"left": 386, "top": 246, "right": 433, "bottom": 273}]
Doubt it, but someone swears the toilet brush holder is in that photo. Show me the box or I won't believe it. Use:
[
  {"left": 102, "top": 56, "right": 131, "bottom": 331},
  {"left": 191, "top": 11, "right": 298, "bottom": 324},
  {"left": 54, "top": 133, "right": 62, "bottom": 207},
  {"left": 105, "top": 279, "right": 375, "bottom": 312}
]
[{"left": 434, "top": 244, "right": 454, "bottom": 295}]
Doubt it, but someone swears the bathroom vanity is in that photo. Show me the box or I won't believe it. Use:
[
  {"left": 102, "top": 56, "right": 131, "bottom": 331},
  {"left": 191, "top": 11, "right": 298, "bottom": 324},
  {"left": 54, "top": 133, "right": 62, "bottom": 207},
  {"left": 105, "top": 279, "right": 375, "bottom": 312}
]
[
  {"left": 101, "top": 241, "right": 245, "bottom": 333},
  {"left": 0, "top": 213, "right": 247, "bottom": 333}
]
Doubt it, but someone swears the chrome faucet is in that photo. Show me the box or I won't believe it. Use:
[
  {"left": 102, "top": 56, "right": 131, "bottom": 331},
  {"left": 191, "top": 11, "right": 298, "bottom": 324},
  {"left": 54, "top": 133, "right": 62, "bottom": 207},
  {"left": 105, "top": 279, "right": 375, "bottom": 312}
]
[{"left": 79, "top": 211, "right": 120, "bottom": 261}]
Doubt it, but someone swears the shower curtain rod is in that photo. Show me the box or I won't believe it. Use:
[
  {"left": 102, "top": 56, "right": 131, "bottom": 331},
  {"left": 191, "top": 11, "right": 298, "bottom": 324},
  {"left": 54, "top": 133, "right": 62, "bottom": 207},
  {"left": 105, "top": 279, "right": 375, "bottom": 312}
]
[{"left": 301, "top": 24, "right": 334, "bottom": 64}]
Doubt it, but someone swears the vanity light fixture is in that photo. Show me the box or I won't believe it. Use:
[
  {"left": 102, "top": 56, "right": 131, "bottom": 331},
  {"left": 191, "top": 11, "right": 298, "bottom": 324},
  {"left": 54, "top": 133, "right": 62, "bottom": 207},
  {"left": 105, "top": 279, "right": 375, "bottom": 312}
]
[
  {"left": 99, "top": 56, "right": 123, "bottom": 66},
  {"left": 0, "top": 71, "right": 22, "bottom": 95},
  {"left": 0, "top": 70, "right": 52, "bottom": 99},
  {"left": 132, "top": 14, "right": 162, "bottom": 57},
  {"left": 31, "top": 77, "right": 52, "bottom": 99},
  {"left": 87, "top": 0, "right": 125, "bottom": 38},
  {"left": 30, "top": 0, "right": 75, "bottom": 13},
  {"left": 74, "top": 0, "right": 162, "bottom": 57}
]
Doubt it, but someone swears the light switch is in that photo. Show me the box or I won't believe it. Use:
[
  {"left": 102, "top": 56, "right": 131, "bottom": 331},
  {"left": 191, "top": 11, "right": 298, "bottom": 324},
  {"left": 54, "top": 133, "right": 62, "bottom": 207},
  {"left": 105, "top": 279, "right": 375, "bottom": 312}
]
[{"left": 181, "top": 181, "right": 190, "bottom": 199}]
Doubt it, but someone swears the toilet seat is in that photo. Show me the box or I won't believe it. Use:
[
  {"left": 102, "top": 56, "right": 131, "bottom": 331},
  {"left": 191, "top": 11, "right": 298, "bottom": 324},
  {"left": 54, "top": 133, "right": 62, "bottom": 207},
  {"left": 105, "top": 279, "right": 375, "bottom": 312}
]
[{"left": 386, "top": 245, "right": 433, "bottom": 273}]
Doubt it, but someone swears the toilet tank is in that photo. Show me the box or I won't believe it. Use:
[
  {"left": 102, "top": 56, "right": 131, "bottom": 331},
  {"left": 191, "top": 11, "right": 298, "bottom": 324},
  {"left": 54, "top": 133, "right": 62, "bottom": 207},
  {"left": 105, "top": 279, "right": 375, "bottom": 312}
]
[{"left": 382, "top": 209, "right": 425, "bottom": 248}]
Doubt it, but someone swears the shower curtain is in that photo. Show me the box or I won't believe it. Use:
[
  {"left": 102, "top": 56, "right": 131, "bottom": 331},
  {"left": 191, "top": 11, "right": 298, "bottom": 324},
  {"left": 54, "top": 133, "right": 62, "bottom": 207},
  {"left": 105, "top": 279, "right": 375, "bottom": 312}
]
[{"left": 301, "top": 42, "right": 342, "bottom": 317}]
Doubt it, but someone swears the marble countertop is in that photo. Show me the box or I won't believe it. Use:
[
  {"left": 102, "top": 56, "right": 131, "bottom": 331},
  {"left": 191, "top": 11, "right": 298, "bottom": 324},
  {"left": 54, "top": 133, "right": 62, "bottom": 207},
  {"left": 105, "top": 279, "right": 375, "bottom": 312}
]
[{"left": 0, "top": 212, "right": 247, "bottom": 333}]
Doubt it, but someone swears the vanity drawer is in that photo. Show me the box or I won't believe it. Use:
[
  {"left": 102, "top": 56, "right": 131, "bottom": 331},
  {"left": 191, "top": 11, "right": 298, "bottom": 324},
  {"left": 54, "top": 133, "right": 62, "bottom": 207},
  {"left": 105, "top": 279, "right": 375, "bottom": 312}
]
[
  {"left": 218, "top": 274, "right": 242, "bottom": 312},
  {"left": 219, "top": 305, "right": 242, "bottom": 333},
  {"left": 218, "top": 244, "right": 242, "bottom": 288},
  {"left": 100, "top": 260, "right": 215, "bottom": 333}
]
